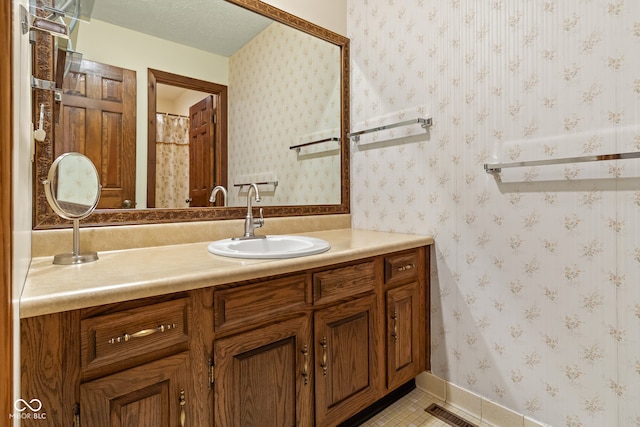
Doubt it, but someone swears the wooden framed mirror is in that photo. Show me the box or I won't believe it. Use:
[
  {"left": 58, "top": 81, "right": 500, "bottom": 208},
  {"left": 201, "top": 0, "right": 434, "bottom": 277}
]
[{"left": 32, "top": 0, "right": 350, "bottom": 229}]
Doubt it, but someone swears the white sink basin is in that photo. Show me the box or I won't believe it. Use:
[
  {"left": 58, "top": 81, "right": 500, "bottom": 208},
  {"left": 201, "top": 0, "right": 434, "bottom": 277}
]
[{"left": 207, "top": 235, "right": 331, "bottom": 259}]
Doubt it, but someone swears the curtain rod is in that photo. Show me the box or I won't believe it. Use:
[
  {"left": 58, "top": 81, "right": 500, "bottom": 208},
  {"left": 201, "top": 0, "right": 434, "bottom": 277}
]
[{"left": 157, "top": 112, "right": 189, "bottom": 119}]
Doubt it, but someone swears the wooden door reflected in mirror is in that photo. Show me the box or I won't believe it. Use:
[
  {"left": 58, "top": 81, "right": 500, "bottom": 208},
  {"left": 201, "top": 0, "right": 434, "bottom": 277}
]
[
  {"left": 188, "top": 95, "right": 216, "bottom": 208},
  {"left": 56, "top": 59, "right": 136, "bottom": 209},
  {"left": 147, "top": 69, "right": 228, "bottom": 210}
]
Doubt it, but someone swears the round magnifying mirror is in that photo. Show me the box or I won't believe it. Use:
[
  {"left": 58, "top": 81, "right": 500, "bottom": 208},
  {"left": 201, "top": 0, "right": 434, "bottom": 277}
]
[{"left": 43, "top": 152, "right": 101, "bottom": 264}]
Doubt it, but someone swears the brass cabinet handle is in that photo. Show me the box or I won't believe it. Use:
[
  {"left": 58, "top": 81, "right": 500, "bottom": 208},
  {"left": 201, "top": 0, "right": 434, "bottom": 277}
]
[
  {"left": 301, "top": 345, "right": 309, "bottom": 385},
  {"left": 179, "top": 389, "right": 186, "bottom": 427},
  {"left": 398, "top": 263, "right": 415, "bottom": 272},
  {"left": 320, "top": 336, "right": 328, "bottom": 377},
  {"left": 107, "top": 323, "right": 177, "bottom": 344},
  {"left": 391, "top": 311, "right": 398, "bottom": 344}
]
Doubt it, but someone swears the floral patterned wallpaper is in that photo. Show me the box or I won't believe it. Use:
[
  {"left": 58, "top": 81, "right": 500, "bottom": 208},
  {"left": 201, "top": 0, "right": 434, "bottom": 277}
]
[
  {"left": 348, "top": 1, "right": 639, "bottom": 426},
  {"left": 228, "top": 22, "right": 341, "bottom": 207}
]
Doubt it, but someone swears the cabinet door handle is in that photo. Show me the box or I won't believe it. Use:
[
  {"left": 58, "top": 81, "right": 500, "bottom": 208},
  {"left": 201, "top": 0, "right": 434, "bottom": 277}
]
[
  {"left": 398, "top": 263, "right": 416, "bottom": 272},
  {"left": 107, "top": 323, "right": 177, "bottom": 344},
  {"left": 391, "top": 311, "right": 398, "bottom": 344},
  {"left": 301, "top": 345, "right": 309, "bottom": 385},
  {"left": 179, "top": 389, "right": 186, "bottom": 427},
  {"left": 320, "top": 336, "right": 328, "bottom": 377}
]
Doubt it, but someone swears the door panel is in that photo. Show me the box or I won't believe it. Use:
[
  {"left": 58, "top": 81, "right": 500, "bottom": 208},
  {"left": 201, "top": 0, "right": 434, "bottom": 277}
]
[
  {"left": 214, "top": 315, "right": 313, "bottom": 427},
  {"left": 314, "top": 294, "right": 381, "bottom": 427},
  {"left": 386, "top": 282, "right": 421, "bottom": 390},
  {"left": 188, "top": 95, "right": 215, "bottom": 207},
  {"left": 80, "top": 352, "right": 189, "bottom": 427},
  {"left": 56, "top": 59, "right": 136, "bottom": 209}
]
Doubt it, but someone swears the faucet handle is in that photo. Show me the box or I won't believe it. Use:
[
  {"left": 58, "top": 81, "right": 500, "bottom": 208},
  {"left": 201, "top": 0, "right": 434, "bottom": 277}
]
[{"left": 256, "top": 208, "right": 264, "bottom": 228}]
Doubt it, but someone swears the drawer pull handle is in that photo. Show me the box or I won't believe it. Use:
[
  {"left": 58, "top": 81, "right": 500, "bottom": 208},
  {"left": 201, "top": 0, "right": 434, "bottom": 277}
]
[
  {"left": 391, "top": 311, "right": 398, "bottom": 344},
  {"left": 320, "top": 336, "right": 328, "bottom": 377},
  {"left": 301, "top": 345, "right": 309, "bottom": 385},
  {"left": 398, "top": 263, "right": 416, "bottom": 272},
  {"left": 179, "top": 389, "right": 186, "bottom": 427},
  {"left": 107, "top": 323, "right": 177, "bottom": 344}
]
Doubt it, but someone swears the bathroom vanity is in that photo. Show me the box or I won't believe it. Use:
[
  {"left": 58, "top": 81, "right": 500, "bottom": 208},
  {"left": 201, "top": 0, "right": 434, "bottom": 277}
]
[{"left": 20, "top": 229, "right": 433, "bottom": 427}]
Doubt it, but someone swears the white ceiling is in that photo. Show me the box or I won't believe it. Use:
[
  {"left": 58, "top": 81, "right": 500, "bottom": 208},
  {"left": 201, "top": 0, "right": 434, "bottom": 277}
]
[{"left": 89, "top": 0, "right": 274, "bottom": 57}]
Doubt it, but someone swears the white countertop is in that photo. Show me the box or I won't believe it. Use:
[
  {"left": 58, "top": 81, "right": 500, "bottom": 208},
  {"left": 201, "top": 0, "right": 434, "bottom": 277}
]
[{"left": 21, "top": 229, "right": 433, "bottom": 318}]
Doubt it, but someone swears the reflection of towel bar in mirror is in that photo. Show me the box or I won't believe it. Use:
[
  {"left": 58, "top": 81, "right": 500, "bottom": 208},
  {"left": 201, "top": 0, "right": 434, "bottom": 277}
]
[
  {"left": 233, "top": 181, "right": 279, "bottom": 188},
  {"left": 289, "top": 137, "right": 340, "bottom": 152},
  {"left": 484, "top": 151, "right": 640, "bottom": 174},
  {"left": 347, "top": 117, "right": 433, "bottom": 142}
]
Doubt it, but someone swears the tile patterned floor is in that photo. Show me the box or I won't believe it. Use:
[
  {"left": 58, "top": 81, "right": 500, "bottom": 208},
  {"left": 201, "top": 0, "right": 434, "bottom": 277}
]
[{"left": 360, "top": 388, "right": 493, "bottom": 427}]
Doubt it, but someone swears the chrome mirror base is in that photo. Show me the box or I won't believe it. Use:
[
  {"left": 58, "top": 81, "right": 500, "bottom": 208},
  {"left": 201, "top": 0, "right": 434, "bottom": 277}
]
[{"left": 53, "top": 251, "right": 99, "bottom": 265}]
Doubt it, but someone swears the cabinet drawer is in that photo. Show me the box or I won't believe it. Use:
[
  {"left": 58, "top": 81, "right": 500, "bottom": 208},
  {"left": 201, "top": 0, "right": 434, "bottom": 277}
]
[
  {"left": 214, "top": 274, "right": 310, "bottom": 333},
  {"left": 313, "top": 261, "right": 375, "bottom": 305},
  {"left": 384, "top": 250, "right": 419, "bottom": 286},
  {"left": 81, "top": 298, "right": 190, "bottom": 374}
]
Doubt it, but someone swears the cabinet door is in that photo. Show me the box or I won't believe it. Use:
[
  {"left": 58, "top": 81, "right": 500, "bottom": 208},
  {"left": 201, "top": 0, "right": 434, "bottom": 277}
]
[
  {"left": 80, "top": 352, "right": 191, "bottom": 427},
  {"left": 214, "top": 315, "right": 313, "bottom": 427},
  {"left": 386, "top": 281, "right": 421, "bottom": 390},
  {"left": 314, "top": 294, "right": 381, "bottom": 427}
]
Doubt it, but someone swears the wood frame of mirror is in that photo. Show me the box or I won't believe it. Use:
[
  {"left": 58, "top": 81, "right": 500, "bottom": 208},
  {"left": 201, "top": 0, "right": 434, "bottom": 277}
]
[{"left": 33, "top": 0, "right": 350, "bottom": 229}]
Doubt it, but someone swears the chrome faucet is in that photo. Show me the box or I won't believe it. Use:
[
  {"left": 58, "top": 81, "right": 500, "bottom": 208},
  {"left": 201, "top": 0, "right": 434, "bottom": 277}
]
[
  {"left": 233, "top": 183, "right": 265, "bottom": 240},
  {"left": 209, "top": 185, "right": 227, "bottom": 206}
]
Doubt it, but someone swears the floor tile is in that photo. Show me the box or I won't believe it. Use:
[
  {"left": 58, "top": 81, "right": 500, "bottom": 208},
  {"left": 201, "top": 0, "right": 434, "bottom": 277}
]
[{"left": 360, "top": 388, "right": 487, "bottom": 427}]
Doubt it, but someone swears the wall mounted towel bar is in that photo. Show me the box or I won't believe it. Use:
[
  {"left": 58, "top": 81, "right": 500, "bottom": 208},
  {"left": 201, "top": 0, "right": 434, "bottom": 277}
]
[
  {"left": 484, "top": 151, "right": 640, "bottom": 174},
  {"left": 289, "top": 137, "right": 340, "bottom": 152},
  {"left": 234, "top": 181, "right": 279, "bottom": 188},
  {"left": 347, "top": 117, "right": 432, "bottom": 142}
]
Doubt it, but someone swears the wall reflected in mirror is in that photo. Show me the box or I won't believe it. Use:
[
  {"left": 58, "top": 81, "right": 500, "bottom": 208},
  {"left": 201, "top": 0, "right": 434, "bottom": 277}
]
[{"left": 60, "top": 0, "right": 342, "bottom": 209}]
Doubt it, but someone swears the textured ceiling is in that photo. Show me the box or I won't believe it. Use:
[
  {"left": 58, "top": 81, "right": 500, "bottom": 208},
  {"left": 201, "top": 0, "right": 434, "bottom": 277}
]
[{"left": 90, "top": 0, "right": 273, "bottom": 57}]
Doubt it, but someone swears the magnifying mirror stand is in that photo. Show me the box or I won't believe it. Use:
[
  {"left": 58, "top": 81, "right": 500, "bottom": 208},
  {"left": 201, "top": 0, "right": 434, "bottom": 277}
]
[
  {"left": 53, "top": 219, "right": 99, "bottom": 265},
  {"left": 44, "top": 152, "right": 102, "bottom": 265}
]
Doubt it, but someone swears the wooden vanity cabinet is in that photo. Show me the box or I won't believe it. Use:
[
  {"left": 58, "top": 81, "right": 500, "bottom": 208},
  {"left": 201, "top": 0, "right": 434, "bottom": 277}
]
[
  {"left": 212, "top": 260, "right": 384, "bottom": 427},
  {"left": 20, "top": 289, "right": 213, "bottom": 427},
  {"left": 383, "top": 248, "right": 429, "bottom": 391},
  {"left": 21, "top": 246, "right": 430, "bottom": 427}
]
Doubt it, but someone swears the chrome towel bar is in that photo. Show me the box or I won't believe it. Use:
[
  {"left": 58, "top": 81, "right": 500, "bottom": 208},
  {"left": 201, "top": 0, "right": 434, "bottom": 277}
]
[
  {"left": 348, "top": 117, "right": 432, "bottom": 142},
  {"left": 484, "top": 151, "right": 640, "bottom": 174},
  {"left": 233, "top": 181, "right": 279, "bottom": 188},
  {"left": 289, "top": 137, "right": 340, "bottom": 152}
]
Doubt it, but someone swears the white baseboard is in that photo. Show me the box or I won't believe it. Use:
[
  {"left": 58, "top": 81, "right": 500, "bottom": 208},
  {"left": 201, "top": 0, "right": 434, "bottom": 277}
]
[{"left": 415, "top": 372, "right": 549, "bottom": 427}]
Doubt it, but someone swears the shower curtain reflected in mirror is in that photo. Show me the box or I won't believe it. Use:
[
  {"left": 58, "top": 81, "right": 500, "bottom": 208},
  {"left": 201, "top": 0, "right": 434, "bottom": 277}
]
[{"left": 155, "top": 113, "right": 190, "bottom": 208}]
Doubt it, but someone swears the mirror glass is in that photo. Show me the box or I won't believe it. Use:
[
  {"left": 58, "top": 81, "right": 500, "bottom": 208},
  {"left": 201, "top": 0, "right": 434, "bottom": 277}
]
[
  {"left": 43, "top": 152, "right": 101, "bottom": 220},
  {"left": 33, "top": 0, "right": 350, "bottom": 228}
]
